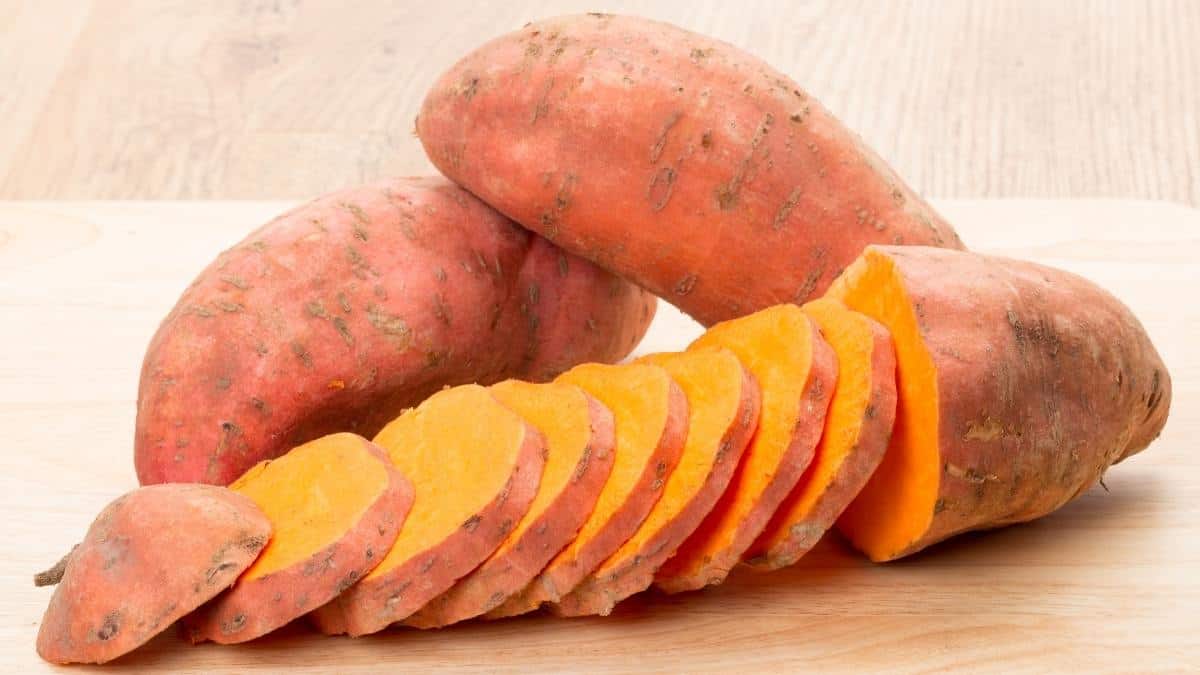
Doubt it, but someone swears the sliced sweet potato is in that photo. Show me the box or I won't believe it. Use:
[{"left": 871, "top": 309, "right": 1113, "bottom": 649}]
[
  {"left": 654, "top": 305, "right": 836, "bottom": 593},
  {"left": 35, "top": 485, "right": 271, "bottom": 664},
  {"left": 485, "top": 363, "right": 687, "bottom": 618},
  {"left": 310, "top": 385, "right": 545, "bottom": 635},
  {"left": 743, "top": 299, "right": 897, "bottom": 569},
  {"left": 827, "top": 246, "right": 1171, "bottom": 561},
  {"left": 184, "top": 433, "right": 412, "bottom": 643},
  {"left": 404, "top": 381, "right": 615, "bottom": 627},
  {"left": 553, "top": 349, "right": 759, "bottom": 616}
]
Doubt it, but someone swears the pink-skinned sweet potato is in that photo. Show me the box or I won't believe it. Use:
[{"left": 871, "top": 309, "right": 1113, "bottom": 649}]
[
  {"left": 35, "top": 485, "right": 271, "bottom": 665},
  {"left": 184, "top": 433, "right": 413, "bottom": 643},
  {"left": 135, "top": 176, "right": 655, "bottom": 486},
  {"left": 417, "top": 13, "right": 963, "bottom": 326}
]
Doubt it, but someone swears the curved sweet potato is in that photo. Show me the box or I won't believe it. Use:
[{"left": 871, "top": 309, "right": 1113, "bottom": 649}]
[
  {"left": 828, "top": 246, "right": 1171, "bottom": 561},
  {"left": 654, "top": 305, "right": 835, "bottom": 593},
  {"left": 135, "top": 176, "right": 655, "bottom": 486},
  {"left": 417, "top": 13, "right": 963, "bottom": 326},
  {"left": 35, "top": 485, "right": 271, "bottom": 664},
  {"left": 404, "top": 381, "right": 615, "bottom": 627},
  {"left": 744, "top": 299, "right": 897, "bottom": 569},
  {"left": 486, "top": 363, "right": 687, "bottom": 618},
  {"left": 310, "top": 385, "right": 545, "bottom": 636},
  {"left": 184, "top": 433, "right": 412, "bottom": 643},
  {"left": 553, "top": 349, "right": 758, "bottom": 616}
]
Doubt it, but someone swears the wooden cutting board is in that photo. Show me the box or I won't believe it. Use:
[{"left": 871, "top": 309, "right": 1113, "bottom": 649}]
[{"left": 1, "top": 199, "right": 1196, "bottom": 673}]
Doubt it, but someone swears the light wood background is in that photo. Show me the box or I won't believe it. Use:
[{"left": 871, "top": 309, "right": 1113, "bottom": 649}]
[{"left": 1, "top": 0, "right": 1198, "bottom": 204}]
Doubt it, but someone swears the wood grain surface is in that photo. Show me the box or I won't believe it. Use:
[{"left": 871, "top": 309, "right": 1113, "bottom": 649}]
[
  {"left": 1, "top": 0, "right": 1197, "bottom": 204},
  {"left": 1, "top": 199, "right": 1197, "bottom": 672}
]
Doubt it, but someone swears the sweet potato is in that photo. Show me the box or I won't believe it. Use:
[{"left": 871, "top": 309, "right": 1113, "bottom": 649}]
[
  {"left": 35, "top": 485, "right": 270, "bottom": 664},
  {"left": 827, "top": 246, "right": 1171, "bottom": 561},
  {"left": 486, "top": 363, "right": 687, "bottom": 618},
  {"left": 744, "top": 299, "right": 897, "bottom": 569},
  {"left": 553, "top": 349, "right": 759, "bottom": 616},
  {"left": 654, "top": 305, "right": 835, "bottom": 593},
  {"left": 310, "top": 385, "right": 545, "bottom": 636},
  {"left": 184, "top": 433, "right": 412, "bottom": 643},
  {"left": 135, "top": 176, "right": 655, "bottom": 486},
  {"left": 404, "top": 380, "right": 615, "bottom": 627},
  {"left": 417, "top": 13, "right": 963, "bottom": 326}
]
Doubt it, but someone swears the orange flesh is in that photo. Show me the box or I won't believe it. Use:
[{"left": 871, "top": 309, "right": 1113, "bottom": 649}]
[
  {"left": 551, "top": 363, "right": 672, "bottom": 565},
  {"left": 594, "top": 349, "right": 745, "bottom": 574},
  {"left": 489, "top": 380, "right": 596, "bottom": 556},
  {"left": 749, "top": 298, "right": 876, "bottom": 554},
  {"left": 366, "top": 385, "right": 527, "bottom": 580},
  {"left": 826, "top": 249, "right": 940, "bottom": 561},
  {"left": 231, "top": 433, "right": 387, "bottom": 580},
  {"left": 674, "top": 305, "right": 814, "bottom": 563}
]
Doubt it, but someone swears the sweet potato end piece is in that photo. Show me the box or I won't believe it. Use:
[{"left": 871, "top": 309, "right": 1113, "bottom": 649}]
[{"left": 827, "top": 249, "right": 940, "bottom": 562}]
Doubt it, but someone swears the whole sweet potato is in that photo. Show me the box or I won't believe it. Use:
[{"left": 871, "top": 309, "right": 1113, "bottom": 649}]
[
  {"left": 417, "top": 13, "right": 963, "bottom": 325},
  {"left": 135, "top": 176, "right": 656, "bottom": 485}
]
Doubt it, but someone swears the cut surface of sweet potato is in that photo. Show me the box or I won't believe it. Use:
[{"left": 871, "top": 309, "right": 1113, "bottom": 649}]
[
  {"left": 828, "top": 246, "right": 1170, "bottom": 561},
  {"left": 486, "top": 363, "right": 686, "bottom": 618},
  {"left": 554, "top": 349, "right": 759, "bottom": 616},
  {"left": 654, "top": 305, "right": 835, "bottom": 593},
  {"left": 744, "top": 299, "right": 897, "bottom": 569},
  {"left": 405, "top": 381, "right": 615, "bottom": 627},
  {"left": 185, "top": 433, "right": 411, "bottom": 643},
  {"left": 310, "top": 385, "right": 545, "bottom": 635}
]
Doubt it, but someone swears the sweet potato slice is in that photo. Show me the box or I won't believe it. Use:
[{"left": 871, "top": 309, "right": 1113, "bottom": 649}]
[
  {"left": 485, "top": 363, "right": 686, "bottom": 618},
  {"left": 311, "top": 385, "right": 545, "bottom": 635},
  {"left": 744, "top": 299, "right": 897, "bottom": 569},
  {"left": 184, "top": 433, "right": 412, "bottom": 643},
  {"left": 35, "top": 485, "right": 270, "bottom": 664},
  {"left": 404, "top": 381, "right": 615, "bottom": 627},
  {"left": 553, "top": 349, "right": 759, "bottom": 616},
  {"left": 654, "top": 305, "right": 835, "bottom": 593},
  {"left": 827, "top": 246, "right": 1171, "bottom": 561}
]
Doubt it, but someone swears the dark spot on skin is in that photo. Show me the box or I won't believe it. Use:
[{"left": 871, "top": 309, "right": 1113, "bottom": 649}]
[
  {"left": 934, "top": 498, "right": 948, "bottom": 514},
  {"left": 295, "top": 594, "right": 309, "bottom": 610},
  {"left": 420, "top": 557, "right": 438, "bottom": 574},
  {"left": 701, "top": 131, "right": 713, "bottom": 149},
  {"left": 189, "top": 305, "right": 215, "bottom": 318},
  {"left": 273, "top": 592, "right": 283, "bottom": 603},
  {"left": 291, "top": 341, "right": 314, "bottom": 368},
  {"left": 572, "top": 445, "right": 593, "bottom": 482},
  {"left": 94, "top": 612, "right": 120, "bottom": 641},
  {"left": 306, "top": 300, "right": 328, "bottom": 318},
  {"left": 222, "top": 614, "right": 247, "bottom": 635},
  {"left": 674, "top": 273, "right": 698, "bottom": 296},
  {"left": 772, "top": 187, "right": 803, "bottom": 231},
  {"left": 865, "top": 404, "right": 877, "bottom": 420},
  {"left": 332, "top": 317, "right": 354, "bottom": 345},
  {"left": 647, "top": 166, "right": 677, "bottom": 212},
  {"left": 366, "top": 304, "right": 411, "bottom": 349},
  {"left": 336, "top": 571, "right": 360, "bottom": 594},
  {"left": 498, "top": 519, "right": 513, "bottom": 536},
  {"left": 215, "top": 300, "right": 242, "bottom": 313},
  {"left": 650, "top": 112, "right": 682, "bottom": 163},
  {"left": 206, "top": 561, "right": 239, "bottom": 584},
  {"left": 337, "top": 292, "right": 352, "bottom": 313},
  {"left": 220, "top": 275, "right": 249, "bottom": 290},
  {"left": 251, "top": 397, "right": 270, "bottom": 415},
  {"left": 462, "top": 515, "right": 482, "bottom": 532},
  {"left": 216, "top": 377, "right": 231, "bottom": 390}
]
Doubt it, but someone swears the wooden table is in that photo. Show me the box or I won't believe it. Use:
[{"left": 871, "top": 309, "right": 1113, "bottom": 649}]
[
  {"left": 1, "top": 198, "right": 1197, "bottom": 672},
  {"left": 1, "top": 1, "right": 1197, "bottom": 205}
]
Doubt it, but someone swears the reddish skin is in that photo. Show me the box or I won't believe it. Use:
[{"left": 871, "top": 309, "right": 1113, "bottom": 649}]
[
  {"left": 309, "top": 425, "right": 547, "bottom": 636},
  {"left": 552, "top": 367, "right": 760, "bottom": 617},
  {"left": 836, "top": 246, "right": 1171, "bottom": 559},
  {"left": 417, "top": 13, "right": 963, "bottom": 326},
  {"left": 654, "top": 326, "right": 837, "bottom": 592},
  {"left": 36, "top": 485, "right": 270, "bottom": 665},
  {"left": 135, "top": 176, "right": 656, "bottom": 486},
  {"left": 405, "top": 395, "right": 615, "bottom": 628},
  {"left": 744, "top": 318, "right": 897, "bottom": 570},
  {"left": 486, "top": 383, "right": 689, "bottom": 619},
  {"left": 183, "top": 440, "right": 413, "bottom": 644}
]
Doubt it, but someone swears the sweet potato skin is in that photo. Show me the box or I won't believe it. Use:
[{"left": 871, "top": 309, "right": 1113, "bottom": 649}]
[
  {"left": 745, "top": 308, "right": 897, "bottom": 569},
  {"left": 404, "top": 392, "right": 615, "bottom": 628},
  {"left": 183, "top": 437, "right": 413, "bottom": 643},
  {"left": 135, "top": 176, "right": 655, "bottom": 486},
  {"left": 835, "top": 246, "right": 1171, "bottom": 559},
  {"left": 309, "top": 423, "right": 546, "bottom": 636},
  {"left": 417, "top": 13, "right": 962, "bottom": 326},
  {"left": 486, "top": 377, "right": 688, "bottom": 619},
  {"left": 36, "top": 485, "right": 271, "bottom": 665},
  {"left": 552, "top": 364, "right": 760, "bottom": 617},
  {"left": 654, "top": 318, "right": 837, "bottom": 593}
]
